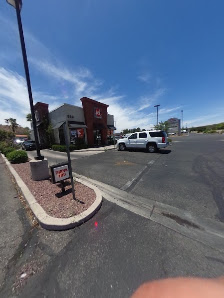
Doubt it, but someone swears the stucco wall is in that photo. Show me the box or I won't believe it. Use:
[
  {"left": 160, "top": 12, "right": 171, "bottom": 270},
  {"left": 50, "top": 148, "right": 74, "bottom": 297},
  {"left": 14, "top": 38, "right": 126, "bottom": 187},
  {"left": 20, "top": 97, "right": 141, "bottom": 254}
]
[
  {"left": 49, "top": 104, "right": 85, "bottom": 127},
  {"left": 107, "top": 114, "right": 114, "bottom": 126}
]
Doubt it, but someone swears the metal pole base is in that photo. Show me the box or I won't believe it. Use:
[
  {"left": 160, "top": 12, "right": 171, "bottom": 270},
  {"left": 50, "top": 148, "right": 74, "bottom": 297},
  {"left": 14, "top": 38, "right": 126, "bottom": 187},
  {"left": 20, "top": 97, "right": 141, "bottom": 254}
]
[{"left": 34, "top": 155, "right": 45, "bottom": 160}]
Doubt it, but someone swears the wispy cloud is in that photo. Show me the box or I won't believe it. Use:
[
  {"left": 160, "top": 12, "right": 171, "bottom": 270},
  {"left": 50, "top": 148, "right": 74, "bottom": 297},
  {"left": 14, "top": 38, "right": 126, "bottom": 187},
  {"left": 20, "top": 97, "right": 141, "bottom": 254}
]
[
  {"left": 137, "top": 72, "right": 151, "bottom": 84},
  {"left": 137, "top": 88, "right": 166, "bottom": 112},
  {"left": 0, "top": 67, "right": 62, "bottom": 127},
  {"left": 30, "top": 59, "right": 103, "bottom": 102},
  {"left": 159, "top": 106, "right": 181, "bottom": 115}
]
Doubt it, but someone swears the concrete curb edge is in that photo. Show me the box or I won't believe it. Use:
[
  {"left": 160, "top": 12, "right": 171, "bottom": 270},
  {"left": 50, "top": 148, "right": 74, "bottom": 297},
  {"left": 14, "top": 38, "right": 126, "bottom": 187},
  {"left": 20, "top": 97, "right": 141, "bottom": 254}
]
[{"left": 1, "top": 153, "right": 102, "bottom": 231}]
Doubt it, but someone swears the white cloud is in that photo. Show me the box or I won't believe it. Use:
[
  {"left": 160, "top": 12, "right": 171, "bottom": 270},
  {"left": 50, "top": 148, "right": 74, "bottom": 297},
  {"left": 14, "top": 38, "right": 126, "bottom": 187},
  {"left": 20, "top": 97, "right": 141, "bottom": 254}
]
[
  {"left": 137, "top": 88, "right": 166, "bottom": 112},
  {"left": 30, "top": 59, "right": 102, "bottom": 101},
  {"left": 0, "top": 67, "right": 63, "bottom": 127},
  {"left": 138, "top": 72, "right": 151, "bottom": 84},
  {"left": 159, "top": 106, "right": 181, "bottom": 115}
]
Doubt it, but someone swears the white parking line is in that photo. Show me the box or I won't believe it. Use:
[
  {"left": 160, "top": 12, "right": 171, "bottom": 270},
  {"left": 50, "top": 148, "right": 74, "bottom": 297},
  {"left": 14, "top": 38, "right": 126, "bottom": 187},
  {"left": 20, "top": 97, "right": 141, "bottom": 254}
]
[{"left": 121, "top": 160, "right": 155, "bottom": 191}]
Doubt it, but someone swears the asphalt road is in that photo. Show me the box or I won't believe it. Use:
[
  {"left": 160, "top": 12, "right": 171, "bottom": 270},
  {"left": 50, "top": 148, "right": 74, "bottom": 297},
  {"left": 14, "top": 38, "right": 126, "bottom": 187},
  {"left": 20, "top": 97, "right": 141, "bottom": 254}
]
[
  {"left": 2, "top": 134, "right": 224, "bottom": 297},
  {"left": 2, "top": 201, "right": 224, "bottom": 298},
  {"left": 72, "top": 134, "right": 224, "bottom": 222}
]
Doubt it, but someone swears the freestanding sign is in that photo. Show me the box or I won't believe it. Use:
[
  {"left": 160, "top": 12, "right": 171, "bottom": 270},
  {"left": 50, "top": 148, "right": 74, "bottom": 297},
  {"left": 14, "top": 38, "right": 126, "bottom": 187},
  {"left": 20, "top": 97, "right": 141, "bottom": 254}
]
[{"left": 50, "top": 162, "right": 69, "bottom": 184}]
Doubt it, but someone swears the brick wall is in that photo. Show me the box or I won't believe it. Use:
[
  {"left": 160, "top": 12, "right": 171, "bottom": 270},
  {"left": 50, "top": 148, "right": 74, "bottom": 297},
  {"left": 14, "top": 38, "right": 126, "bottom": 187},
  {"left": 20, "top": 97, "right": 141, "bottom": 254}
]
[{"left": 81, "top": 97, "right": 109, "bottom": 146}]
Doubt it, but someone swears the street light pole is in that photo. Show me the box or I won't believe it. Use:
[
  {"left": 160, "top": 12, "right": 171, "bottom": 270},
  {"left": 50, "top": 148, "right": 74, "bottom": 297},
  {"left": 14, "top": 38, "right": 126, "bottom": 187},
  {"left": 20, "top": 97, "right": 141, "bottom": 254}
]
[
  {"left": 154, "top": 104, "right": 160, "bottom": 126},
  {"left": 7, "top": 0, "right": 43, "bottom": 160},
  {"left": 181, "top": 110, "right": 183, "bottom": 129}
]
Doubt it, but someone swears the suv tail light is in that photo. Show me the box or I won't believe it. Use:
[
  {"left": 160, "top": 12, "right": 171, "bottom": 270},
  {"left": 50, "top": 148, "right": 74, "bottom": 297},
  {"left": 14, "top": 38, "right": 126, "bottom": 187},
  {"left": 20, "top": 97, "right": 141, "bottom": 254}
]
[{"left": 162, "top": 136, "right": 165, "bottom": 143}]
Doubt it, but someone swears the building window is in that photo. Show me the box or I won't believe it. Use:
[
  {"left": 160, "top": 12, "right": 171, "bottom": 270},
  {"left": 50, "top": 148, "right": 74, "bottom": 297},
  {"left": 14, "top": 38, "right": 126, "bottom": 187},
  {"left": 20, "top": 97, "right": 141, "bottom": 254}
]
[{"left": 70, "top": 128, "right": 85, "bottom": 145}]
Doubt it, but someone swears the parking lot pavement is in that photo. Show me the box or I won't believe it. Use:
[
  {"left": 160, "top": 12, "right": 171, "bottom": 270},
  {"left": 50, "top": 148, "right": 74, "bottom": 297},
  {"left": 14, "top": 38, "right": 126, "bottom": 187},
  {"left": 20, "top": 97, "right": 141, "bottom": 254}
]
[
  {"left": 72, "top": 134, "right": 224, "bottom": 222},
  {"left": 129, "top": 134, "right": 224, "bottom": 222},
  {"left": 71, "top": 149, "right": 167, "bottom": 189},
  {"left": 27, "top": 146, "right": 115, "bottom": 166}
]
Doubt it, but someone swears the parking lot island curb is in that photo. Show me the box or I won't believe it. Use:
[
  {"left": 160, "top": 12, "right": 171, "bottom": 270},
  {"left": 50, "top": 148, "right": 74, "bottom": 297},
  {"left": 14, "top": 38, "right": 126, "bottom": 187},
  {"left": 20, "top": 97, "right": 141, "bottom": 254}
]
[{"left": 1, "top": 154, "right": 102, "bottom": 231}]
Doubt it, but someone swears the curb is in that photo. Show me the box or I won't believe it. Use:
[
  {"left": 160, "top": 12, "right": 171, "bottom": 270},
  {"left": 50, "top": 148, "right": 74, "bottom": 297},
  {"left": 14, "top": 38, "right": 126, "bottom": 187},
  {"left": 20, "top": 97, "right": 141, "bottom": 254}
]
[
  {"left": 1, "top": 154, "right": 102, "bottom": 231},
  {"left": 46, "top": 146, "right": 115, "bottom": 154}
]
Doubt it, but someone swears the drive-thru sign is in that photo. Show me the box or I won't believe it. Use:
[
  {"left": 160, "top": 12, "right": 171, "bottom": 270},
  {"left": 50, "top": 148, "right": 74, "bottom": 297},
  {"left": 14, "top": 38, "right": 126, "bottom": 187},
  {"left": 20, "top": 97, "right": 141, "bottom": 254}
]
[{"left": 50, "top": 163, "right": 69, "bottom": 183}]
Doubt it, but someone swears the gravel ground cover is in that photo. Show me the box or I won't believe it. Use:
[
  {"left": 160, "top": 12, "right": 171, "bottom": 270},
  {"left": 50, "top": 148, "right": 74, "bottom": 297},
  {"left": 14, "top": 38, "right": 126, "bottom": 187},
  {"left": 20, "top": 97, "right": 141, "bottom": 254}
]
[{"left": 12, "top": 162, "right": 96, "bottom": 218}]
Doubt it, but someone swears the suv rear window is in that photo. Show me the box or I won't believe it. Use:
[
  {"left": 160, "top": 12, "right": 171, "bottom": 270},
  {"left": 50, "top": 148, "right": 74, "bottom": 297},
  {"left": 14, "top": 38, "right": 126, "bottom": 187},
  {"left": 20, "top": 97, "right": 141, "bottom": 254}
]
[
  {"left": 149, "top": 131, "right": 166, "bottom": 137},
  {"left": 139, "top": 132, "right": 147, "bottom": 138}
]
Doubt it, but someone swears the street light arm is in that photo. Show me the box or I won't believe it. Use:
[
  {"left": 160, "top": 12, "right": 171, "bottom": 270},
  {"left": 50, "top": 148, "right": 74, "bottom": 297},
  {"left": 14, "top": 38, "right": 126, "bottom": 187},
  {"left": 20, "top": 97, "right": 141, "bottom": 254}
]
[{"left": 6, "top": 0, "right": 22, "bottom": 10}]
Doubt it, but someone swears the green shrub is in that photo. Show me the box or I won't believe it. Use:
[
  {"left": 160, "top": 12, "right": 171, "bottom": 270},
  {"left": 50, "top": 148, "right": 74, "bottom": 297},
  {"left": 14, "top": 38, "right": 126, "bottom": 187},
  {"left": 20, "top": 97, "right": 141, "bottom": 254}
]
[
  {"left": 0, "top": 142, "right": 7, "bottom": 153},
  {"left": 52, "top": 145, "right": 66, "bottom": 152},
  {"left": 2, "top": 146, "right": 15, "bottom": 156},
  {"left": 73, "top": 143, "right": 88, "bottom": 150},
  {"left": 7, "top": 150, "right": 28, "bottom": 164},
  {"left": 69, "top": 145, "right": 76, "bottom": 151},
  {"left": 204, "top": 129, "right": 217, "bottom": 134}
]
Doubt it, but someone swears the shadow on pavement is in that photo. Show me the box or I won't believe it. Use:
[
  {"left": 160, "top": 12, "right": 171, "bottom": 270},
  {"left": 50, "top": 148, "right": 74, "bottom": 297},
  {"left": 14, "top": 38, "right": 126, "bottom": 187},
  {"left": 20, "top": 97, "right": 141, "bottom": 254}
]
[{"left": 159, "top": 149, "right": 172, "bottom": 154}]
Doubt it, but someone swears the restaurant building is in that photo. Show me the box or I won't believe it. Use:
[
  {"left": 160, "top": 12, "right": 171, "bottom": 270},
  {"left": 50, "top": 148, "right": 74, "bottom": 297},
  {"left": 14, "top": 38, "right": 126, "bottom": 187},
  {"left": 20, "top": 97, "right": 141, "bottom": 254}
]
[{"left": 34, "top": 97, "right": 116, "bottom": 146}]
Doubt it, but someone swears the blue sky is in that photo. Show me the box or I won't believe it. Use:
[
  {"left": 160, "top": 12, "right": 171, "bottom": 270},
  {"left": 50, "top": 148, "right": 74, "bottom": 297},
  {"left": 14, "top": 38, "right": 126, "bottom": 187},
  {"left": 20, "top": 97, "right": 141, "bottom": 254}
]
[{"left": 1, "top": 0, "right": 224, "bottom": 132}]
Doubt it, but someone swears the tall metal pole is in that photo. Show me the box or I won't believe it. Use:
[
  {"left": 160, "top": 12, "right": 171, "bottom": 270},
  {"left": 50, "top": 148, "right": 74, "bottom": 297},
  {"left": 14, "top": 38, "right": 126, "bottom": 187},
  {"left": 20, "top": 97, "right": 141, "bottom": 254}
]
[
  {"left": 14, "top": 0, "right": 43, "bottom": 160},
  {"left": 181, "top": 110, "right": 183, "bottom": 129},
  {"left": 154, "top": 104, "right": 160, "bottom": 126}
]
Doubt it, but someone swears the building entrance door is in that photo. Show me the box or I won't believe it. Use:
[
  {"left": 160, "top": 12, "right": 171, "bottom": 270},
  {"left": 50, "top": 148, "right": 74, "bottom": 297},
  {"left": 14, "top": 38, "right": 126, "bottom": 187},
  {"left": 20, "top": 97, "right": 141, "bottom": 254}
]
[
  {"left": 93, "top": 130, "right": 102, "bottom": 146},
  {"left": 59, "top": 127, "right": 65, "bottom": 145}
]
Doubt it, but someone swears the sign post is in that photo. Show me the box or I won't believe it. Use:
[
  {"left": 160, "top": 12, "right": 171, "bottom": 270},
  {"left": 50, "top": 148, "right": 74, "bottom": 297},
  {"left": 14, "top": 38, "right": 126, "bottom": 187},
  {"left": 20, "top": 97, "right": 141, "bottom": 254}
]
[{"left": 63, "top": 123, "right": 76, "bottom": 200}]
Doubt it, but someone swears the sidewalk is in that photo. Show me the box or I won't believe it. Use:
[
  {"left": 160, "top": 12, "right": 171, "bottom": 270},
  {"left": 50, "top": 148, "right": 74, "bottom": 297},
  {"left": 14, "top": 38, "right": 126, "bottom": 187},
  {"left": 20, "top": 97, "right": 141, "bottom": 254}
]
[
  {"left": 72, "top": 144, "right": 116, "bottom": 152},
  {"left": 0, "top": 155, "right": 27, "bottom": 289}
]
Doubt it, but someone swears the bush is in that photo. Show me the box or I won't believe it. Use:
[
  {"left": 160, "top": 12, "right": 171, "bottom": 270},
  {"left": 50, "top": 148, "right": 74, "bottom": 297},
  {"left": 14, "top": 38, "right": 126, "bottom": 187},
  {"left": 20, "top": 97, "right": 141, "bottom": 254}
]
[
  {"left": 0, "top": 142, "right": 7, "bottom": 153},
  {"left": 2, "top": 146, "right": 15, "bottom": 156},
  {"left": 73, "top": 143, "right": 88, "bottom": 150},
  {"left": 52, "top": 144, "right": 88, "bottom": 152},
  {"left": 204, "top": 129, "right": 217, "bottom": 134},
  {"left": 52, "top": 145, "right": 67, "bottom": 152},
  {"left": 6, "top": 150, "right": 28, "bottom": 164}
]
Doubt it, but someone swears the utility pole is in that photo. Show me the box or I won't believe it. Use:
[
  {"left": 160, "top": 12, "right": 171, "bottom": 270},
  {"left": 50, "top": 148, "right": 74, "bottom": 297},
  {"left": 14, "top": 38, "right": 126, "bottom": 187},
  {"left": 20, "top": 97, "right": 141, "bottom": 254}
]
[
  {"left": 181, "top": 110, "right": 183, "bottom": 129},
  {"left": 154, "top": 104, "right": 160, "bottom": 126}
]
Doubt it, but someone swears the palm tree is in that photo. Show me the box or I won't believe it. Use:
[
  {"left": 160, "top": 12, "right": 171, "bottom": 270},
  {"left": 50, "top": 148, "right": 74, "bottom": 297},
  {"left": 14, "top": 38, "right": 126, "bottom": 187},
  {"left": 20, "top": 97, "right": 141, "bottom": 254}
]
[{"left": 5, "top": 118, "right": 19, "bottom": 133}]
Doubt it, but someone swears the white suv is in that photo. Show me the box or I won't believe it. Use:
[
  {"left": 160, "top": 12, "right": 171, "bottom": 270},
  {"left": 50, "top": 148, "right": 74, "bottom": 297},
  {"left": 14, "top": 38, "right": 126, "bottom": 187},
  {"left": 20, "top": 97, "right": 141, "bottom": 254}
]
[{"left": 117, "top": 131, "right": 168, "bottom": 153}]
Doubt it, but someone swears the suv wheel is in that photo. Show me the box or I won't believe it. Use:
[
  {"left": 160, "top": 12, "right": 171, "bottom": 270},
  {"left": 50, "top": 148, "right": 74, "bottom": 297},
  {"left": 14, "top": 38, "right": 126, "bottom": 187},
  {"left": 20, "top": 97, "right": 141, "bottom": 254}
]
[
  {"left": 147, "top": 143, "right": 156, "bottom": 153},
  {"left": 119, "top": 143, "right": 126, "bottom": 151}
]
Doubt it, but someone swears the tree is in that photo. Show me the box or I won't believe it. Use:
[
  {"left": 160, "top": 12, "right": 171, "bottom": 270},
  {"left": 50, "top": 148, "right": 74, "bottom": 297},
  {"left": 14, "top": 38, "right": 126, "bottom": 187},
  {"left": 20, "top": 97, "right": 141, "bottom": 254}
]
[
  {"left": 0, "top": 129, "right": 14, "bottom": 143},
  {"left": 154, "top": 121, "right": 169, "bottom": 133},
  {"left": 26, "top": 113, "right": 32, "bottom": 122},
  {"left": 5, "top": 118, "right": 19, "bottom": 133}
]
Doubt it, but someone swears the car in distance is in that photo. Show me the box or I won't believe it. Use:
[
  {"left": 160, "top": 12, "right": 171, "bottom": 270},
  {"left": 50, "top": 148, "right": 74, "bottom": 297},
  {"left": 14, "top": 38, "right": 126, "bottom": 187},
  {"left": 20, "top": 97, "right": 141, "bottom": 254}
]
[
  {"left": 117, "top": 130, "right": 168, "bottom": 153},
  {"left": 21, "top": 140, "right": 36, "bottom": 151}
]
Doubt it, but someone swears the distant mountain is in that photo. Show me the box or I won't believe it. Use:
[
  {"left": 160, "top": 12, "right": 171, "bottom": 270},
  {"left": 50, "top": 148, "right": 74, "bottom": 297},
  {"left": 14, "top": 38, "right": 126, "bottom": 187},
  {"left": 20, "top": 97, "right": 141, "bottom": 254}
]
[{"left": 190, "top": 122, "right": 224, "bottom": 132}]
